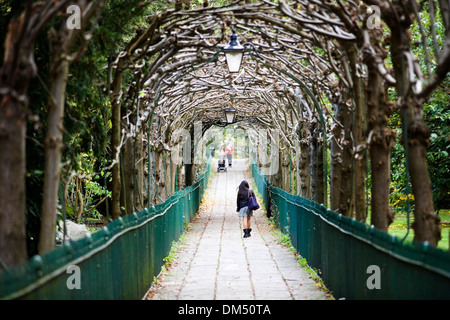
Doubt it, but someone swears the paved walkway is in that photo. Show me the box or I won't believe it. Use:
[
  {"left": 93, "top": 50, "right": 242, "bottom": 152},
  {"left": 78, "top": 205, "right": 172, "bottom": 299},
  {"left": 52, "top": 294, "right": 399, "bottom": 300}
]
[{"left": 144, "top": 159, "right": 329, "bottom": 300}]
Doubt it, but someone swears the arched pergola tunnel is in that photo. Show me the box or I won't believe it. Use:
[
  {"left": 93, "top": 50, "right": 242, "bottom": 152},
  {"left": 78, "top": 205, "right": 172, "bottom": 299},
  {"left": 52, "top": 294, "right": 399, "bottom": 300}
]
[
  {"left": 107, "top": 0, "right": 447, "bottom": 248},
  {"left": 1, "top": 0, "right": 449, "bottom": 272}
]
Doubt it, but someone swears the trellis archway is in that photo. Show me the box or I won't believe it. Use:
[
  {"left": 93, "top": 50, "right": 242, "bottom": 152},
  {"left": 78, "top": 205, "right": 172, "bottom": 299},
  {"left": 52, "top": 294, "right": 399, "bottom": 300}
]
[
  {"left": 107, "top": 0, "right": 447, "bottom": 247},
  {"left": 0, "top": 0, "right": 449, "bottom": 269}
]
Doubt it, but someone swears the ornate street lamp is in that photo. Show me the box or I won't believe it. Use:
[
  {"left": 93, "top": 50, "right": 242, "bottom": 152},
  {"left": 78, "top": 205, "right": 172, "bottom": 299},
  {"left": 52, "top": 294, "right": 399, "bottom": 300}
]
[
  {"left": 223, "top": 32, "right": 244, "bottom": 73},
  {"left": 224, "top": 108, "right": 236, "bottom": 124}
]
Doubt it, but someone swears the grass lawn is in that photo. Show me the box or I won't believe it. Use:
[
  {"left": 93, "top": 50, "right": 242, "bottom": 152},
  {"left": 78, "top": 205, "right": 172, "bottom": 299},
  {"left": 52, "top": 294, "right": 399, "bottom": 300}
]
[{"left": 388, "top": 209, "right": 450, "bottom": 251}]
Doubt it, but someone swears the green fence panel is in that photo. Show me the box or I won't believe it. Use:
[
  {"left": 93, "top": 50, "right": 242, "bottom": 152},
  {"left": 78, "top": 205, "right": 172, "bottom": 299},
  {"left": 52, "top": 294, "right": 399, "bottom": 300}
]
[
  {"left": 0, "top": 161, "right": 211, "bottom": 300},
  {"left": 252, "top": 164, "right": 450, "bottom": 300}
]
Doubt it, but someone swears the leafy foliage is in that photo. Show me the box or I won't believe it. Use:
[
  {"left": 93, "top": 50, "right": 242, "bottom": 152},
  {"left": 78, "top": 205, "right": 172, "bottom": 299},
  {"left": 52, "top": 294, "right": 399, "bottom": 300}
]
[{"left": 425, "top": 79, "right": 450, "bottom": 210}]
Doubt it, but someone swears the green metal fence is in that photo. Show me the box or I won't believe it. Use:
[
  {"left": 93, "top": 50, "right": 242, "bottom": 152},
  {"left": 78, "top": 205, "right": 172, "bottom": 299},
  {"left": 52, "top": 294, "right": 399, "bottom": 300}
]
[
  {"left": 252, "top": 164, "right": 450, "bottom": 299},
  {"left": 0, "top": 161, "right": 211, "bottom": 300}
]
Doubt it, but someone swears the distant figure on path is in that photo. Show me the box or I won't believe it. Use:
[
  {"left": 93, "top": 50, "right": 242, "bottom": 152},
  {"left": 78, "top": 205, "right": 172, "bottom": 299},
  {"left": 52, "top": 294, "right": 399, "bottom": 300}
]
[
  {"left": 219, "top": 146, "right": 226, "bottom": 163},
  {"left": 226, "top": 144, "right": 234, "bottom": 167},
  {"left": 236, "top": 180, "right": 255, "bottom": 238}
]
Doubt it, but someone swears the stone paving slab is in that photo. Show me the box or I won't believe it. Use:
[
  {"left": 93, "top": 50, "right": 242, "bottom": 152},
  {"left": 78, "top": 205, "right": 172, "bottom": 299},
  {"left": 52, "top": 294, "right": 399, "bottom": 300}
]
[{"left": 144, "top": 159, "right": 330, "bottom": 300}]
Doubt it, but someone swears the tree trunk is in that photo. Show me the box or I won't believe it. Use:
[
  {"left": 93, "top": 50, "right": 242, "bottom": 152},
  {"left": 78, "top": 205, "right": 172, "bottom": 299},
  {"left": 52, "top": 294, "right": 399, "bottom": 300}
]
[
  {"left": 111, "top": 67, "right": 124, "bottom": 219},
  {"left": 0, "top": 10, "right": 41, "bottom": 270},
  {"left": 280, "top": 145, "right": 291, "bottom": 192},
  {"left": 76, "top": 177, "right": 84, "bottom": 221},
  {"left": 39, "top": 58, "right": 69, "bottom": 254},
  {"left": 329, "top": 99, "right": 343, "bottom": 211},
  {"left": 152, "top": 147, "right": 167, "bottom": 203},
  {"left": 310, "top": 120, "right": 324, "bottom": 204},
  {"left": 390, "top": 26, "right": 441, "bottom": 245},
  {"left": 298, "top": 123, "right": 310, "bottom": 198},
  {"left": 185, "top": 126, "right": 195, "bottom": 187},
  {"left": 168, "top": 152, "right": 177, "bottom": 194},
  {"left": 366, "top": 64, "right": 396, "bottom": 231},
  {"left": 148, "top": 150, "right": 156, "bottom": 205},
  {"left": 177, "top": 164, "right": 184, "bottom": 191},
  {"left": 317, "top": 138, "right": 324, "bottom": 204},
  {"left": 122, "top": 136, "right": 135, "bottom": 214},
  {"left": 338, "top": 99, "right": 354, "bottom": 216},
  {"left": 295, "top": 143, "right": 301, "bottom": 196},
  {"left": 0, "top": 97, "right": 27, "bottom": 270},
  {"left": 135, "top": 131, "right": 145, "bottom": 211},
  {"left": 39, "top": 0, "right": 104, "bottom": 252},
  {"left": 406, "top": 103, "right": 441, "bottom": 245},
  {"left": 348, "top": 48, "right": 367, "bottom": 222}
]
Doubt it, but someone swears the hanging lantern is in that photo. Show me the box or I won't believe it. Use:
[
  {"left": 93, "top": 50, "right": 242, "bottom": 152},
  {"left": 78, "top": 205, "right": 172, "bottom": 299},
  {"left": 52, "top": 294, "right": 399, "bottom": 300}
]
[
  {"left": 224, "top": 108, "right": 236, "bottom": 124},
  {"left": 223, "top": 33, "right": 244, "bottom": 73}
]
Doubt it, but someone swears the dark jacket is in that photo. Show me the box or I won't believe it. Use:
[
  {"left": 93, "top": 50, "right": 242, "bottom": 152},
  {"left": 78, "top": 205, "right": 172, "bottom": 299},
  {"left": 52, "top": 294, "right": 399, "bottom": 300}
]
[{"left": 237, "top": 189, "right": 255, "bottom": 212}]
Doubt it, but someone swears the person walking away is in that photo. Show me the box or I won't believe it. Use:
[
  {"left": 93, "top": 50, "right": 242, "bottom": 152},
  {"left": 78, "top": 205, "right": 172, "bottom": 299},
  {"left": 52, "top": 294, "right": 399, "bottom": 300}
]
[
  {"left": 236, "top": 180, "right": 255, "bottom": 238},
  {"left": 226, "top": 144, "right": 234, "bottom": 167}
]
